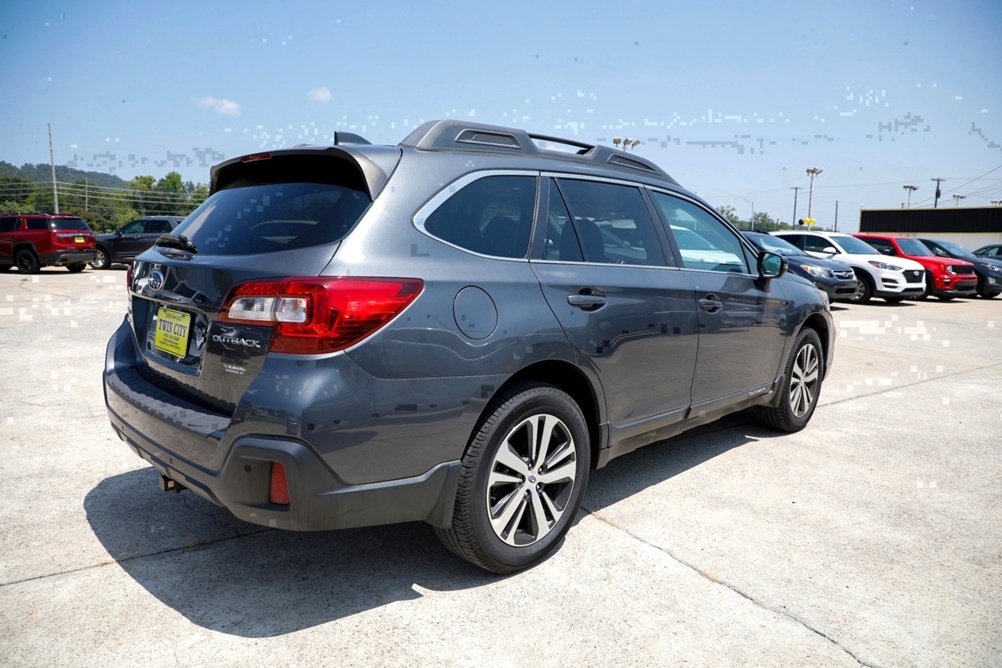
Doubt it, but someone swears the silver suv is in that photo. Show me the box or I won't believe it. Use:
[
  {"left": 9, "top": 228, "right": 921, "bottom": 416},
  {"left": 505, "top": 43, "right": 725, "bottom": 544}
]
[{"left": 104, "top": 120, "right": 835, "bottom": 572}]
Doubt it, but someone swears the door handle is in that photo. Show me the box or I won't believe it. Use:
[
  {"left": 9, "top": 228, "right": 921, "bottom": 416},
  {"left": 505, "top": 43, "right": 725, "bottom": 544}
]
[
  {"left": 698, "top": 294, "right": 723, "bottom": 313},
  {"left": 568, "top": 291, "right": 607, "bottom": 310}
]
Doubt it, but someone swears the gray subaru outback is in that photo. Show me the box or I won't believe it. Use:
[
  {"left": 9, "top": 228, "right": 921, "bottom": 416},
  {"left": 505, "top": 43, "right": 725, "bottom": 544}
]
[{"left": 103, "top": 120, "right": 834, "bottom": 573}]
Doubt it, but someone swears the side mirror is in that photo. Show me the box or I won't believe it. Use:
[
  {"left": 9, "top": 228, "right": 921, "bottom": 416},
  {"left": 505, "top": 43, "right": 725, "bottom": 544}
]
[
  {"left": 758, "top": 251, "right": 787, "bottom": 279},
  {"left": 822, "top": 246, "right": 838, "bottom": 254}
]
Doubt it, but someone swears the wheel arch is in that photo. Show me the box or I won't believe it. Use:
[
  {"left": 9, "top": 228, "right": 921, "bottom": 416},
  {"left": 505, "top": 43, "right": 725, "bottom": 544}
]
[
  {"left": 472, "top": 359, "right": 606, "bottom": 469},
  {"left": 798, "top": 312, "right": 831, "bottom": 379}
]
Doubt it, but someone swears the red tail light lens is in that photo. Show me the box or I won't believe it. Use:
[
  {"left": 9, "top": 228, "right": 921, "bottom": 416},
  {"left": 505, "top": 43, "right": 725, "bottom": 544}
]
[
  {"left": 221, "top": 277, "right": 423, "bottom": 354},
  {"left": 270, "top": 462, "right": 290, "bottom": 505}
]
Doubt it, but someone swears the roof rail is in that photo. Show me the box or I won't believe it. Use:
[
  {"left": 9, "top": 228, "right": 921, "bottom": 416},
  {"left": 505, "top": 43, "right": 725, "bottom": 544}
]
[{"left": 399, "top": 120, "right": 673, "bottom": 181}]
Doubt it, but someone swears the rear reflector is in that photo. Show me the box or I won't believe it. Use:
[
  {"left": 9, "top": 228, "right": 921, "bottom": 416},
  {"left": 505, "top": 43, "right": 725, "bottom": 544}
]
[
  {"left": 221, "top": 277, "right": 423, "bottom": 354},
  {"left": 270, "top": 462, "right": 290, "bottom": 505}
]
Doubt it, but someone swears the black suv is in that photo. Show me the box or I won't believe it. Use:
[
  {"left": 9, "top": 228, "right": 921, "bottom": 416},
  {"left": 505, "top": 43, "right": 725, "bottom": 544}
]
[
  {"left": 0, "top": 213, "right": 97, "bottom": 273},
  {"left": 104, "top": 120, "right": 835, "bottom": 572},
  {"left": 91, "top": 216, "right": 183, "bottom": 269}
]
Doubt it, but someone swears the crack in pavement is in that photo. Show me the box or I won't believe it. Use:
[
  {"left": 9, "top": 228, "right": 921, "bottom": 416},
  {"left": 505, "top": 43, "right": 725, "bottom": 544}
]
[{"left": 579, "top": 508, "right": 881, "bottom": 667}]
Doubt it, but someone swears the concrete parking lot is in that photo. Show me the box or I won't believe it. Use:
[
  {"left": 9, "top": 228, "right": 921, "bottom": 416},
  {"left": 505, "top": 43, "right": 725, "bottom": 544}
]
[{"left": 1, "top": 268, "right": 1000, "bottom": 667}]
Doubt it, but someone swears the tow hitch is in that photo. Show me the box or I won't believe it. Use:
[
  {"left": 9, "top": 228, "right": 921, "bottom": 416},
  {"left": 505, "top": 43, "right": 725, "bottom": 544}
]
[{"left": 159, "top": 474, "right": 187, "bottom": 493}]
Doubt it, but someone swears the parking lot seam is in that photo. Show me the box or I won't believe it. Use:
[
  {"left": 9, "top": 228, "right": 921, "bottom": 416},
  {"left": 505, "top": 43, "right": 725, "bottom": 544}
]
[
  {"left": 580, "top": 508, "right": 880, "bottom": 668},
  {"left": 0, "top": 528, "right": 271, "bottom": 588}
]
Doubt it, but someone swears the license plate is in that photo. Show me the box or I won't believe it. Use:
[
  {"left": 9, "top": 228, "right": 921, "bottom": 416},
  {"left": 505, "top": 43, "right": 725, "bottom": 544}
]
[
  {"left": 74, "top": 236, "right": 84, "bottom": 243},
  {"left": 154, "top": 307, "right": 191, "bottom": 357}
]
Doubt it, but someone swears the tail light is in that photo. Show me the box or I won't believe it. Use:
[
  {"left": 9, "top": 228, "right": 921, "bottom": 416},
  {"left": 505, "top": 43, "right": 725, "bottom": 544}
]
[{"left": 220, "top": 277, "right": 423, "bottom": 354}]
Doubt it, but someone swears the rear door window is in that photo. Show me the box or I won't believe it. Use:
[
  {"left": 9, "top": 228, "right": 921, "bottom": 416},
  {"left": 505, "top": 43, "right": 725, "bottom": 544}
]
[
  {"left": 540, "top": 178, "right": 665, "bottom": 266},
  {"left": 0, "top": 217, "right": 18, "bottom": 232},
  {"left": 27, "top": 218, "right": 48, "bottom": 231}
]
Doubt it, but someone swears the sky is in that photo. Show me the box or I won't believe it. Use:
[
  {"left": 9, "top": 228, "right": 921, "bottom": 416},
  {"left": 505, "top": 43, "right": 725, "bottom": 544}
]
[{"left": 2, "top": 0, "right": 1001, "bottom": 232}]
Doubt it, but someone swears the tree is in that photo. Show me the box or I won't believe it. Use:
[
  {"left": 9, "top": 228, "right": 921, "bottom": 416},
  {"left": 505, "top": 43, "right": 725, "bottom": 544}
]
[{"left": 716, "top": 205, "right": 742, "bottom": 228}]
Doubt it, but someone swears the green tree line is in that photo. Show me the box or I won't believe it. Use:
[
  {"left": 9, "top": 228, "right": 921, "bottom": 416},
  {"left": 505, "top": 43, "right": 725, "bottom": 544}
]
[
  {"left": 0, "top": 164, "right": 208, "bottom": 233},
  {"left": 715, "top": 205, "right": 828, "bottom": 232}
]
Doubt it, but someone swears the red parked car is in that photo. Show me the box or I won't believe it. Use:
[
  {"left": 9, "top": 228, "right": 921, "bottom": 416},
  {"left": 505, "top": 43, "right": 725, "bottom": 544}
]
[
  {"left": 0, "top": 213, "right": 97, "bottom": 273},
  {"left": 853, "top": 233, "right": 977, "bottom": 300}
]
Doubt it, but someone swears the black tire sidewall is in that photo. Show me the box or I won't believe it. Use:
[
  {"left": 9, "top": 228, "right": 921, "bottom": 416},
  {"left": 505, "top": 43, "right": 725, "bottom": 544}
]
[
  {"left": 16, "top": 251, "right": 39, "bottom": 273},
  {"left": 462, "top": 384, "right": 590, "bottom": 571}
]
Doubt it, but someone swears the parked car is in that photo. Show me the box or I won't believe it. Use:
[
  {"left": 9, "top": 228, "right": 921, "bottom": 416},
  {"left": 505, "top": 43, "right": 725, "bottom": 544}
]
[
  {"left": 972, "top": 243, "right": 1002, "bottom": 260},
  {"left": 0, "top": 213, "right": 97, "bottom": 273},
  {"left": 774, "top": 230, "right": 926, "bottom": 303},
  {"left": 853, "top": 233, "right": 977, "bottom": 300},
  {"left": 91, "top": 215, "right": 184, "bottom": 269},
  {"left": 104, "top": 120, "right": 835, "bottom": 573},
  {"left": 917, "top": 238, "right": 1002, "bottom": 299},
  {"left": 743, "top": 231, "right": 858, "bottom": 301}
]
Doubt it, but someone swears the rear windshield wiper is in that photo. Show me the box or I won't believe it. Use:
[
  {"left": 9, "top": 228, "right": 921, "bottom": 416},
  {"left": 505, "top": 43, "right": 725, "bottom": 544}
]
[{"left": 155, "top": 234, "right": 198, "bottom": 254}]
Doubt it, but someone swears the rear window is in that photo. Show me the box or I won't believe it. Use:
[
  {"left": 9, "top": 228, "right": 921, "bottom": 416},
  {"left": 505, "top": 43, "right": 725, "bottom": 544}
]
[
  {"left": 172, "top": 182, "right": 371, "bottom": 255},
  {"left": 49, "top": 217, "right": 90, "bottom": 230}
]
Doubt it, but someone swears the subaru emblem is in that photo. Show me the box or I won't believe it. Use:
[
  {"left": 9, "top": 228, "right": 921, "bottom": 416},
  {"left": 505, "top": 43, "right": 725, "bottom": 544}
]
[{"left": 148, "top": 270, "right": 165, "bottom": 293}]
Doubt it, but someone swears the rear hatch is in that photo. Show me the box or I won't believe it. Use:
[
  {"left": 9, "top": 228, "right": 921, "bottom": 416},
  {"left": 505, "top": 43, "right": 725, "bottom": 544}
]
[
  {"left": 49, "top": 216, "right": 95, "bottom": 248},
  {"left": 127, "top": 148, "right": 401, "bottom": 414}
]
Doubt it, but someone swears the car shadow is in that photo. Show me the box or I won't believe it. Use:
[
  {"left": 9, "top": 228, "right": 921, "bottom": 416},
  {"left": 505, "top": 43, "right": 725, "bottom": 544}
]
[
  {"left": 84, "top": 468, "right": 495, "bottom": 637},
  {"left": 85, "top": 412, "right": 765, "bottom": 637},
  {"left": 583, "top": 412, "right": 759, "bottom": 513}
]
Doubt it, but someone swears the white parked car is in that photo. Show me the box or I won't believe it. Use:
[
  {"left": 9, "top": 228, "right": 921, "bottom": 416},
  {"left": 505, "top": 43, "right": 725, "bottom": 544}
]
[{"left": 774, "top": 231, "right": 926, "bottom": 303}]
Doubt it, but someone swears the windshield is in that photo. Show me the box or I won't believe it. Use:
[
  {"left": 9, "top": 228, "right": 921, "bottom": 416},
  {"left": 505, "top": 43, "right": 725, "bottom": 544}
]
[
  {"left": 896, "top": 238, "right": 933, "bottom": 257},
  {"left": 934, "top": 239, "right": 977, "bottom": 260},
  {"left": 173, "top": 182, "right": 371, "bottom": 255},
  {"left": 746, "top": 233, "right": 803, "bottom": 256},
  {"left": 831, "top": 234, "right": 880, "bottom": 255}
]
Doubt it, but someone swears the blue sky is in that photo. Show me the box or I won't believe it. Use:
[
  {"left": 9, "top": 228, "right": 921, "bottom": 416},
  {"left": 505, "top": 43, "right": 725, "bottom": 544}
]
[{"left": 2, "top": 0, "right": 1001, "bottom": 231}]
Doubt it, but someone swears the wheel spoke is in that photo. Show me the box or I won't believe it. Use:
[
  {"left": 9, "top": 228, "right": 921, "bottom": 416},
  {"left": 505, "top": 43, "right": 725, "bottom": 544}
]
[
  {"left": 532, "top": 414, "right": 561, "bottom": 468},
  {"left": 527, "top": 488, "right": 552, "bottom": 540},
  {"left": 490, "top": 487, "right": 527, "bottom": 540},
  {"left": 494, "top": 442, "right": 530, "bottom": 477},
  {"left": 537, "top": 458, "right": 575, "bottom": 485}
]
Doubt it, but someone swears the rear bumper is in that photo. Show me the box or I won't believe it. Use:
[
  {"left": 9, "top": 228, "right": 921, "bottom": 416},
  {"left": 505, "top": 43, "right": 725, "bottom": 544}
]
[
  {"left": 103, "top": 317, "right": 469, "bottom": 531},
  {"left": 39, "top": 249, "right": 97, "bottom": 266},
  {"left": 111, "top": 412, "right": 462, "bottom": 530}
]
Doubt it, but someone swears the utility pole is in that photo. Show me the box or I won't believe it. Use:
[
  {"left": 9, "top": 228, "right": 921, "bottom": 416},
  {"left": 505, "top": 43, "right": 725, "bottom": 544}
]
[
  {"left": 48, "top": 123, "right": 59, "bottom": 214},
  {"left": 931, "top": 178, "right": 945, "bottom": 208},
  {"left": 790, "top": 187, "right": 801, "bottom": 226},
  {"left": 834, "top": 200, "right": 839, "bottom": 232},
  {"left": 806, "top": 167, "right": 822, "bottom": 218},
  {"left": 903, "top": 184, "right": 918, "bottom": 208}
]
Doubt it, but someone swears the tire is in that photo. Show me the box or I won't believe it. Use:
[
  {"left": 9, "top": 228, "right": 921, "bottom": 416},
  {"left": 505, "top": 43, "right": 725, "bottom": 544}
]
[
  {"left": 15, "top": 250, "right": 40, "bottom": 274},
  {"left": 977, "top": 280, "right": 999, "bottom": 299},
  {"left": 915, "top": 276, "right": 932, "bottom": 301},
  {"left": 435, "top": 381, "right": 590, "bottom": 573},
  {"left": 0, "top": 265, "right": 10, "bottom": 273},
  {"left": 936, "top": 295, "right": 955, "bottom": 302},
  {"left": 849, "top": 271, "right": 872, "bottom": 304},
  {"left": 90, "top": 247, "right": 110, "bottom": 270},
  {"left": 66, "top": 263, "right": 86, "bottom": 273},
  {"left": 756, "top": 328, "right": 823, "bottom": 433}
]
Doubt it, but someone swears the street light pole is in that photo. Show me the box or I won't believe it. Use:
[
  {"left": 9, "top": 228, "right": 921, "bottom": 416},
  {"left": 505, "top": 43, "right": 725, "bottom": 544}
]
[
  {"left": 903, "top": 184, "right": 918, "bottom": 208},
  {"left": 953, "top": 194, "right": 966, "bottom": 207},
  {"left": 806, "top": 167, "right": 822, "bottom": 218}
]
